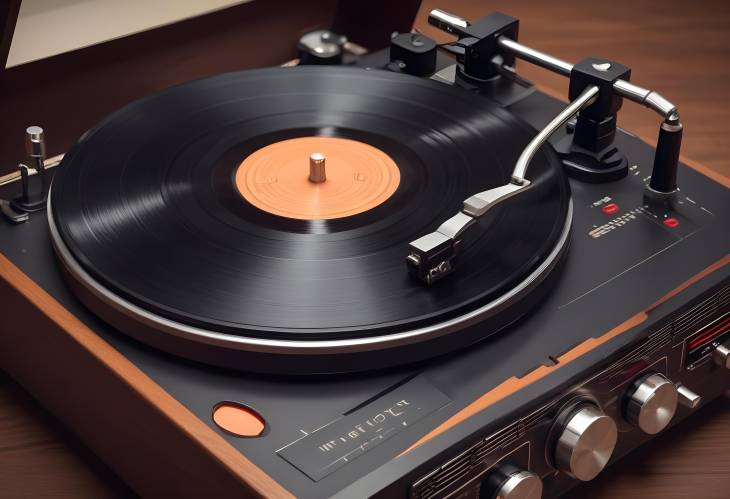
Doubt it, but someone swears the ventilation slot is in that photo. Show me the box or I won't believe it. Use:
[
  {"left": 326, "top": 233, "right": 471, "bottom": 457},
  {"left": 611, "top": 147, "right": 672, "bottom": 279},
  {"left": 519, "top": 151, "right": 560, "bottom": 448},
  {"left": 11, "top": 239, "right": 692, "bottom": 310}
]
[{"left": 673, "top": 290, "right": 723, "bottom": 338}]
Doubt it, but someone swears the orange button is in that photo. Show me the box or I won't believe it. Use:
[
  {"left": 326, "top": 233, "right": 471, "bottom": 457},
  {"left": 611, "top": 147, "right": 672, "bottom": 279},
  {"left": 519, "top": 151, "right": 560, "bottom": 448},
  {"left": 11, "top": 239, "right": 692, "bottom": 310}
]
[
  {"left": 602, "top": 203, "right": 619, "bottom": 215},
  {"left": 213, "top": 402, "right": 266, "bottom": 437}
]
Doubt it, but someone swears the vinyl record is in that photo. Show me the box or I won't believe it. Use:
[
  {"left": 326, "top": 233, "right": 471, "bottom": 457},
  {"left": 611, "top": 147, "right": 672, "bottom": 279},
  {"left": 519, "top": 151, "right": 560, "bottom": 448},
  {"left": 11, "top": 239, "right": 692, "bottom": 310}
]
[{"left": 49, "top": 66, "right": 571, "bottom": 372}]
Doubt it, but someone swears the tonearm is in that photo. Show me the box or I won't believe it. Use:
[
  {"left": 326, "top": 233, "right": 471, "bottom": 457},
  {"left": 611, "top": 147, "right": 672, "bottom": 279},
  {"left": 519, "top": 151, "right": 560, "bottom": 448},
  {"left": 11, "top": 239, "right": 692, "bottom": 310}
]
[{"left": 406, "top": 9, "right": 683, "bottom": 284}]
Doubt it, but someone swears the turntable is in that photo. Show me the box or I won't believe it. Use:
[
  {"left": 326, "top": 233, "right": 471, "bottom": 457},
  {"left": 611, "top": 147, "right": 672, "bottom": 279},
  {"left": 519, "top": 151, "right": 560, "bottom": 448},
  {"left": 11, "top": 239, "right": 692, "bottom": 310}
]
[{"left": 0, "top": 4, "right": 728, "bottom": 499}]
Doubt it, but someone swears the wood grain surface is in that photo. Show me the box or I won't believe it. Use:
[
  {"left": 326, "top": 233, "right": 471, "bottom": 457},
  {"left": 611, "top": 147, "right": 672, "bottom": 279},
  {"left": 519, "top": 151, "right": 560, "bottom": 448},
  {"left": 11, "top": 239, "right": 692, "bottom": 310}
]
[
  {"left": 0, "top": 252, "right": 294, "bottom": 499},
  {"left": 1, "top": 0, "right": 729, "bottom": 498}
]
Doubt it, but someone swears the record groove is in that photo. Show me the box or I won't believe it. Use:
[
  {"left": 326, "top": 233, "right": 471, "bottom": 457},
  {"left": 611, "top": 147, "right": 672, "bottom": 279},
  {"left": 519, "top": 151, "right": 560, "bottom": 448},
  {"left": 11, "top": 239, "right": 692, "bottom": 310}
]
[{"left": 50, "top": 66, "right": 569, "bottom": 352}]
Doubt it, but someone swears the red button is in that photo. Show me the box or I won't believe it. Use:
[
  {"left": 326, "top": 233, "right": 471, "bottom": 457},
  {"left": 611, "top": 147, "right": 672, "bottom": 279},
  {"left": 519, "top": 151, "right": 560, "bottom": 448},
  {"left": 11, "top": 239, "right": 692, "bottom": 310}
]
[
  {"left": 663, "top": 217, "right": 679, "bottom": 228},
  {"left": 602, "top": 203, "right": 619, "bottom": 215}
]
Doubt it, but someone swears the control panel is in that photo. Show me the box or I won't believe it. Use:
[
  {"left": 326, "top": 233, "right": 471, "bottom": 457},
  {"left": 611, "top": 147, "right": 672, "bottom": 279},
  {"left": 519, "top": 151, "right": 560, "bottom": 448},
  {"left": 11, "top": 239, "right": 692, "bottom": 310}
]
[{"left": 411, "top": 284, "right": 730, "bottom": 499}]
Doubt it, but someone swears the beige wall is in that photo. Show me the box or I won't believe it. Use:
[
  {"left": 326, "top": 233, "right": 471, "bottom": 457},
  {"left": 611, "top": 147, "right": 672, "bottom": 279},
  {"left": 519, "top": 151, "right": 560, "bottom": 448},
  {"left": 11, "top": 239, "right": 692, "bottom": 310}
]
[{"left": 7, "top": 0, "right": 254, "bottom": 68}]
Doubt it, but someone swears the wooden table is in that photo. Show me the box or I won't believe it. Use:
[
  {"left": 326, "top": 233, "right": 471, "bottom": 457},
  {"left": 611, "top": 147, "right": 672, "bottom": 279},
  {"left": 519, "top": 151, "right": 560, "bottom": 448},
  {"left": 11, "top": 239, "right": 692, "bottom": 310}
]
[{"left": 1, "top": 0, "right": 729, "bottom": 497}]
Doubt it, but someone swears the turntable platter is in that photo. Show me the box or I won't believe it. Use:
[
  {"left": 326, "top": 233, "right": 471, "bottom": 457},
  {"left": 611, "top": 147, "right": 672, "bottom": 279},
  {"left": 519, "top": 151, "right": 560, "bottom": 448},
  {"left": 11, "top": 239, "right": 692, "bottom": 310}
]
[{"left": 49, "top": 66, "right": 571, "bottom": 373}]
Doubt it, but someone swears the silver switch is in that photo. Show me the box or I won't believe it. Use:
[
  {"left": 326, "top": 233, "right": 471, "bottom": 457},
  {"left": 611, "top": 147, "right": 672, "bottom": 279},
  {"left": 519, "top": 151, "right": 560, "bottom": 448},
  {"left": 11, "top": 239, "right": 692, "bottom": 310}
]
[
  {"left": 677, "top": 384, "right": 701, "bottom": 409},
  {"left": 713, "top": 343, "right": 730, "bottom": 369}
]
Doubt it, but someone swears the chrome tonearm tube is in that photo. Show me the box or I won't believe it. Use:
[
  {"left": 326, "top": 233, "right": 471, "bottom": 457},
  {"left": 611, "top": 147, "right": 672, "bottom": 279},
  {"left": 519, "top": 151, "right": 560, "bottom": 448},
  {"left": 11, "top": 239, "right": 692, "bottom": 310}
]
[
  {"left": 406, "top": 9, "right": 684, "bottom": 284},
  {"left": 496, "top": 37, "right": 679, "bottom": 124},
  {"left": 429, "top": 9, "right": 680, "bottom": 123},
  {"left": 406, "top": 85, "right": 598, "bottom": 285}
]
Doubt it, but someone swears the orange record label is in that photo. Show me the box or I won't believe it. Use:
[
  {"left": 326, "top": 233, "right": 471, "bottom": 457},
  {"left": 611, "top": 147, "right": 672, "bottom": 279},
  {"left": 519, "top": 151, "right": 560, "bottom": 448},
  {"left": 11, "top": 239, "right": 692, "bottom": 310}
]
[{"left": 235, "top": 136, "right": 400, "bottom": 220}]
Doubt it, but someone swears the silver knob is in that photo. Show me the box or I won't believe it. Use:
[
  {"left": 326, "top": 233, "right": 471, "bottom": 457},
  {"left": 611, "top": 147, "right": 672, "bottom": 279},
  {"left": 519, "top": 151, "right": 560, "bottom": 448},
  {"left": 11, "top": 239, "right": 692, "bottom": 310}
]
[
  {"left": 713, "top": 343, "right": 730, "bottom": 369},
  {"left": 25, "top": 126, "right": 46, "bottom": 160},
  {"left": 624, "top": 373, "right": 678, "bottom": 434},
  {"left": 482, "top": 467, "right": 542, "bottom": 499},
  {"left": 554, "top": 404, "right": 617, "bottom": 481},
  {"left": 493, "top": 470, "right": 543, "bottom": 499}
]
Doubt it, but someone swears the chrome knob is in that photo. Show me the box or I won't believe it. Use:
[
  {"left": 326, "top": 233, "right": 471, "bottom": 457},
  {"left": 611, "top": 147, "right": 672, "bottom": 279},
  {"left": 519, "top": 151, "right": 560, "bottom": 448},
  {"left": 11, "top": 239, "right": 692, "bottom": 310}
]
[
  {"left": 482, "top": 467, "right": 542, "bottom": 499},
  {"left": 554, "top": 404, "right": 617, "bottom": 481},
  {"left": 25, "top": 125, "right": 46, "bottom": 159},
  {"left": 624, "top": 373, "right": 678, "bottom": 434},
  {"left": 496, "top": 471, "right": 542, "bottom": 499}
]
